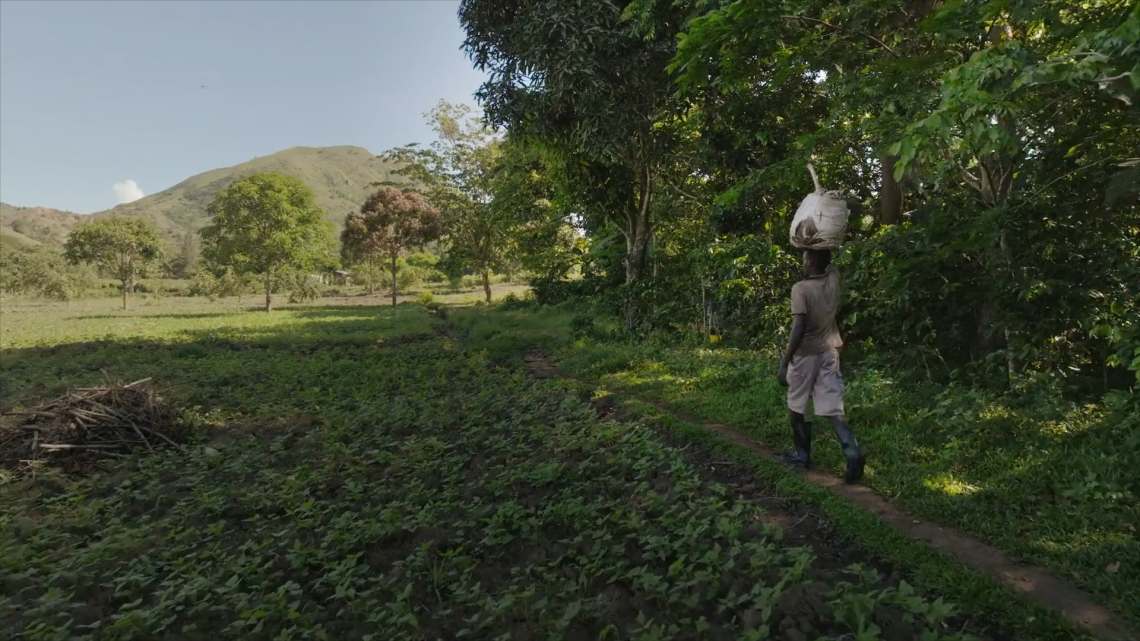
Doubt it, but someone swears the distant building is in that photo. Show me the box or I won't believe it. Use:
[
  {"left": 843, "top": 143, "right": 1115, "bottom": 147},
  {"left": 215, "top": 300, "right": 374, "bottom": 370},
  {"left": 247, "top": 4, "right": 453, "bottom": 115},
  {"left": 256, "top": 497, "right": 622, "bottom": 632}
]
[{"left": 311, "top": 269, "right": 352, "bottom": 286}]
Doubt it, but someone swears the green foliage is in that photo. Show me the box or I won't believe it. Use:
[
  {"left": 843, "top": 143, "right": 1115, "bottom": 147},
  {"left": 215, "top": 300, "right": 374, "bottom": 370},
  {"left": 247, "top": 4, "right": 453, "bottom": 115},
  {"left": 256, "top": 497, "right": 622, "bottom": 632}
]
[
  {"left": 349, "top": 258, "right": 387, "bottom": 294},
  {"left": 1, "top": 302, "right": 977, "bottom": 640},
  {"left": 202, "top": 172, "right": 337, "bottom": 277},
  {"left": 486, "top": 140, "right": 578, "bottom": 280},
  {"left": 0, "top": 245, "right": 95, "bottom": 301},
  {"left": 166, "top": 227, "right": 200, "bottom": 278},
  {"left": 64, "top": 217, "right": 167, "bottom": 309},
  {"left": 395, "top": 262, "right": 428, "bottom": 293},
  {"left": 341, "top": 187, "right": 443, "bottom": 306},
  {"left": 460, "top": 0, "right": 691, "bottom": 282},
  {"left": 471, "top": 0, "right": 1140, "bottom": 390},
  {"left": 201, "top": 172, "right": 337, "bottom": 311},
  {"left": 497, "top": 291, "right": 535, "bottom": 311},
  {"left": 382, "top": 101, "right": 516, "bottom": 301},
  {"left": 280, "top": 270, "right": 326, "bottom": 303},
  {"left": 457, "top": 303, "right": 1140, "bottom": 628},
  {"left": 188, "top": 267, "right": 260, "bottom": 301}
]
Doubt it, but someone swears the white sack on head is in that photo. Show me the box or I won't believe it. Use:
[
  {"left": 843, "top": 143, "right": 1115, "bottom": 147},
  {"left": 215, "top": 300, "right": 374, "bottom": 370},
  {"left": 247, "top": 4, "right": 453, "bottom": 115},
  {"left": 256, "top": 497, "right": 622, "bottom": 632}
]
[{"left": 789, "top": 163, "right": 849, "bottom": 250}]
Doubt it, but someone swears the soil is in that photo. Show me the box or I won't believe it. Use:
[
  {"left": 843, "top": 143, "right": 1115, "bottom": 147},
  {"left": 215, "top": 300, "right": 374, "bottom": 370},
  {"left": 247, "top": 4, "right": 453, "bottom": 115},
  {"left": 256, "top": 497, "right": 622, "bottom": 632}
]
[{"left": 522, "top": 349, "right": 1136, "bottom": 641}]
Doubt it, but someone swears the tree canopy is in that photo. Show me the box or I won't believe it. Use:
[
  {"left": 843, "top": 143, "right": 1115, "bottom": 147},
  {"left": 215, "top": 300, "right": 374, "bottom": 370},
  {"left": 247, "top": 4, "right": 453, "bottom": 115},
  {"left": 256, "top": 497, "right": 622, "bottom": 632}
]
[
  {"left": 382, "top": 101, "right": 511, "bottom": 301},
  {"left": 341, "top": 187, "right": 442, "bottom": 306},
  {"left": 64, "top": 217, "right": 166, "bottom": 310},
  {"left": 460, "top": 0, "right": 689, "bottom": 283},
  {"left": 457, "top": 0, "right": 1139, "bottom": 387},
  {"left": 1, "top": 245, "right": 95, "bottom": 302},
  {"left": 200, "top": 172, "right": 337, "bottom": 312}
]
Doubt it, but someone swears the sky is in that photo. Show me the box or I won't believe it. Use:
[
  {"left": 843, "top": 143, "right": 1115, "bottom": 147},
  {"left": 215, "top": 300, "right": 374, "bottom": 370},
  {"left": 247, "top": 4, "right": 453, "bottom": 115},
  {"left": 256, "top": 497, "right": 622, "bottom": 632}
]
[{"left": 0, "top": 0, "right": 489, "bottom": 214}]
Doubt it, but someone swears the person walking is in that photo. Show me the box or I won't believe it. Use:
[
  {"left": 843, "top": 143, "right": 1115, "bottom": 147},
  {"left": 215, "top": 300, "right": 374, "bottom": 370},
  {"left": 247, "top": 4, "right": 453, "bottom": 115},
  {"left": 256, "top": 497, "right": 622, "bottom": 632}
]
[{"left": 777, "top": 248, "right": 865, "bottom": 483}]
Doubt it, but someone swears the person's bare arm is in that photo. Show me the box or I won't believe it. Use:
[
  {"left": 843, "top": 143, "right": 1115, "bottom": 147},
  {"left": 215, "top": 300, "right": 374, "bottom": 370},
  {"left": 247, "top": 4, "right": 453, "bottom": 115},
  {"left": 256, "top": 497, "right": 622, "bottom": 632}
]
[{"left": 778, "top": 315, "right": 806, "bottom": 387}]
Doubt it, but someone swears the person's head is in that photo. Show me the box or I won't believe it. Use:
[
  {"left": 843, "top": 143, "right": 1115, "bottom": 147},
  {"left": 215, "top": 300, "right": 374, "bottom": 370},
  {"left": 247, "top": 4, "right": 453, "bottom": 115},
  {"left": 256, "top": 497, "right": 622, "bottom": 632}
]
[{"left": 803, "top": 248, "right": 831, "bottom": 276}]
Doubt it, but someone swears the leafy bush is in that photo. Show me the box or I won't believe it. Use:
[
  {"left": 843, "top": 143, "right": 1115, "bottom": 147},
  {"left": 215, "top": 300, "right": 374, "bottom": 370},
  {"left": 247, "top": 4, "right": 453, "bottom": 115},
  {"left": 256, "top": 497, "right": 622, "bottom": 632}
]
[
  {"left": 570, "top": 312, "right": 595, "bottom": 338},
  {"left": 350, "top": 259, "right": 387, "bottom": 294},
  {"left": 187, "top": 267, "right": 259, "bottom": 300},
  {"left": 531, "top": 276, "right": 606, "bottom": 306},
  {"left": 281, "top": 271, "right": 325, "bottom": 303},
  {"left": 0, "top": 245, "right": 95, "bottom": 301},
  {"left": 497, "top": 292, "right": 535, "bottom": 311}
]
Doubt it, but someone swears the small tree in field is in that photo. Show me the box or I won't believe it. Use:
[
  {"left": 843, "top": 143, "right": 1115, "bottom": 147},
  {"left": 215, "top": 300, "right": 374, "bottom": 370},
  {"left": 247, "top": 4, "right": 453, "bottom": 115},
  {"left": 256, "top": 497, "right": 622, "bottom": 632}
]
[
  {"left": 350, "top": 259, "right": 386, "bottom": 295},
  {"left": 64, "top": 217, "right": 166, "bottom": 310},
  {"left": 341, "top": 187, "right": 442, "bottom": 307},
  {"left": 383, "top": 101, "right": 513, "bottom": 302},
  {"left": 201, "top": 173, "right": 336, "bottom": 312}
]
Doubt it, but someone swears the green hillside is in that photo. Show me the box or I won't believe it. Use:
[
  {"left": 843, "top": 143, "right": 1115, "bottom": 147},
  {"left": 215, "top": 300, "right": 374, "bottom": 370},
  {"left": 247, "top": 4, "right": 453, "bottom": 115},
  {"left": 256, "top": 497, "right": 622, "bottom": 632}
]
[
  {"left": 0, "top": 146, "right": 401, "bottom": 248},
  {"left": 0, "top": 204, "right": 78, "bottom": 248}
]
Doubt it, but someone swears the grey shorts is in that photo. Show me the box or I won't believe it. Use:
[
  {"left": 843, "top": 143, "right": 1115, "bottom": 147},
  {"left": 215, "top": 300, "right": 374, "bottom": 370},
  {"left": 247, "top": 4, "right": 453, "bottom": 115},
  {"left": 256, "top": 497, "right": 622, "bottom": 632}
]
[{"left": 787, "top": 349, "right": 844, "bottom": 417}]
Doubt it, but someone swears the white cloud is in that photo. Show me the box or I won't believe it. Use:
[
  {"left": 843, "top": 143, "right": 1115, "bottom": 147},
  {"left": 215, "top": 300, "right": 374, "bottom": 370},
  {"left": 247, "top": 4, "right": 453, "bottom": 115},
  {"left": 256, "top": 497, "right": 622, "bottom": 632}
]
[{"left": 112, "top": 180, "right": 145, "bottom": 204}]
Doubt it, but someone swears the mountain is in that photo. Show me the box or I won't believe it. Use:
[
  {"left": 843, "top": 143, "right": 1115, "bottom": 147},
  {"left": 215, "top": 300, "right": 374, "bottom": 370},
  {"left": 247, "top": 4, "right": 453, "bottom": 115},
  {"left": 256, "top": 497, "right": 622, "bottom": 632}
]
[
  {"left": 0, "top": 204, "right": 82, "bottom": 249},
  {"left": 0, "top": 146, "right": 402, "bottom": 249}
]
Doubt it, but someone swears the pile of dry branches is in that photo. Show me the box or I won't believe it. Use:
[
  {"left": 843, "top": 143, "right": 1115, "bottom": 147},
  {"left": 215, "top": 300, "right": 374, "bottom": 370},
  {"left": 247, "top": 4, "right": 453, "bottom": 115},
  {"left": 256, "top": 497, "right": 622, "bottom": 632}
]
[{"left": 1, "top": 378, "right": 185, "bottom": 475}]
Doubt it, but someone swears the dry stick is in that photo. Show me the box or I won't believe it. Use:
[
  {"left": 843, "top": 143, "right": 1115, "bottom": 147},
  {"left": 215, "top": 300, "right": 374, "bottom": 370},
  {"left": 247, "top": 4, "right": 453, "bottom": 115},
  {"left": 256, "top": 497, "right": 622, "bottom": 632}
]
[
  {"left": 136, "top": 425, "right": 179, "bottom": 448},
  {"left": 13, "top": 410, "right": 59, "bottom": 419},
  {"left": 38, "top": 443, "right": 123, "bottom": 450},
  {"left": 0, "top": 433, "right": 22, "bottom": 450},
  {"left": 128, "top": 421, "right": 154, "bottom": 452}
]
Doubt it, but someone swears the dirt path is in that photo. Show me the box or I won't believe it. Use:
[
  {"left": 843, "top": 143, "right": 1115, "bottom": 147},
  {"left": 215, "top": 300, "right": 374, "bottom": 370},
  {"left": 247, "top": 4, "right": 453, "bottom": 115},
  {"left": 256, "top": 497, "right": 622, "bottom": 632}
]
[{"left": 521, "top": 350, "right": 1136, "bottom": 641}]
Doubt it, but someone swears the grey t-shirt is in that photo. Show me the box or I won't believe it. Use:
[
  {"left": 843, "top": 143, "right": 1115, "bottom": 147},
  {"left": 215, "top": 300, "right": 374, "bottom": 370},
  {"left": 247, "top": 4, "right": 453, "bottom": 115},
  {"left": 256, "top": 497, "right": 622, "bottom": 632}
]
[{"left": 790, "top": 265, "right": 843, "bottom": 355}]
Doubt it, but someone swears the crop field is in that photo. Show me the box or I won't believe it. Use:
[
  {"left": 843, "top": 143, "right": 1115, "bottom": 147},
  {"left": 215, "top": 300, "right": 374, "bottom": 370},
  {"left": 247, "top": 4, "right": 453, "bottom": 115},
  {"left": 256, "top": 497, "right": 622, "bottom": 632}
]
[
  {"left": 0, "top": 299, "right": 997, "bottom": 640},
  {"left": 450, "top": 304, "right": 1140, "bottom": 634}
]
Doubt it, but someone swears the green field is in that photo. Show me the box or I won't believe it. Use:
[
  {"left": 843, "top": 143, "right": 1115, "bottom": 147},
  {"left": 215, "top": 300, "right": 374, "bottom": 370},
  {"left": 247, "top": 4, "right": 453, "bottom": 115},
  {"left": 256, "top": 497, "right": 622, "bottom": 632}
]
[
  {"left": 0, "top": 297, "right": 1126, "bottom": 640},
  {"left": 0, "top": 298, "right": 995, "bottom": 640},
  {"left": 450, "top": 304, "right": 1140, "bottom": 631}
]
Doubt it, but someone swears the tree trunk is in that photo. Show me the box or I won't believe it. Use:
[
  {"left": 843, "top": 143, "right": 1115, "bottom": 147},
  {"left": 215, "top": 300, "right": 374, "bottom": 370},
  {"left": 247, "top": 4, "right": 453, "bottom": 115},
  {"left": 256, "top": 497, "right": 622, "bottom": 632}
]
[
  {"left": 624, "top": 167, "right": 653, "bottom": 284},
  {"left": 121, "top": 279, "right": 130, "bottom": 311},
  {"left": 482, "top": 271, "right": 492, "bottom": 302},
  {"left": 390, "top": 253, "right": 398, "bottom": 307},
  {"left": 264, "top": 270, "right": 273, "bottom": 312},
  {"left": 880, "top": 155, "right": 903, "bottom": 225}
]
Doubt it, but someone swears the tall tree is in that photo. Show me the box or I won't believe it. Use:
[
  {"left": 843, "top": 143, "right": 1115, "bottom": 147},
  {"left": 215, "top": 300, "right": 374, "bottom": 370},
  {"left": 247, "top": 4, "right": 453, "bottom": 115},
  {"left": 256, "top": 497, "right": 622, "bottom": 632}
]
[
  {"left": 64, "top": 217, "right": 166, "bottom": 310},
  {"left": 200, "top": 173, "right": 336, "bottom": 312},
  {"left": 172, "top": 226, "right": 200, "bottom": 277},
  {"left": 460, "top": 0, "right": 687, "bottom": 283},
  {"left": 486, "top": 139, "right": 580, "bottom": 281},
  {"left": 382, "top": 101, "right": 509, "bottom": 302},
  {"left": 341, "top": 187, "right": 442, "bottom": 307}
]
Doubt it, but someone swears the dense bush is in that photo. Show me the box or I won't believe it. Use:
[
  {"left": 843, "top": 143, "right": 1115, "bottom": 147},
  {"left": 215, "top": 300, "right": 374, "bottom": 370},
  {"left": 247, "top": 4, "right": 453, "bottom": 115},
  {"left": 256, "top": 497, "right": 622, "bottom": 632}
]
[
  {"left": 188, "top": 267, "right": 259, "bottom": 300},
  {"left": 0, "top": 245, "right": 95, "bottom": 301}
]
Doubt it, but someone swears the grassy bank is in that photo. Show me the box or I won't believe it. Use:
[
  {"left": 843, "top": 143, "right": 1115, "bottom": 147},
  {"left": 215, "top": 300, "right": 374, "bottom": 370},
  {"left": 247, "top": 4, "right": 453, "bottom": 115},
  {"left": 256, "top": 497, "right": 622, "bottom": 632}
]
[{"left": 450, "top": 302, "right": 1140, "bottom": 629}]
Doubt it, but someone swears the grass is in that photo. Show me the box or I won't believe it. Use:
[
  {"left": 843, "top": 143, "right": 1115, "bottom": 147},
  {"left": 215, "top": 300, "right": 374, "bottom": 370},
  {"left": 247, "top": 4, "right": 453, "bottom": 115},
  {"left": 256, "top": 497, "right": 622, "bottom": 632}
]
[
  {"left": 1, "top": 297, "right": 988, "bottom": 639},
  {"left": 451, "top": 303, "right": 1140, "bottom": 630}
]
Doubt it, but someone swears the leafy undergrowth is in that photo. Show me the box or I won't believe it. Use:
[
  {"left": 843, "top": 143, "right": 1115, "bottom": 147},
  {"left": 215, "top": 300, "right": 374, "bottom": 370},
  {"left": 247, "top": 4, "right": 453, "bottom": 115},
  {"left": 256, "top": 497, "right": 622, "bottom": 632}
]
[
  {"left": 451, "top": 303, "right": 1140, "bottom": 628},
  {"left": 2, "top": 301, "right": 978, "bottom": 639}
]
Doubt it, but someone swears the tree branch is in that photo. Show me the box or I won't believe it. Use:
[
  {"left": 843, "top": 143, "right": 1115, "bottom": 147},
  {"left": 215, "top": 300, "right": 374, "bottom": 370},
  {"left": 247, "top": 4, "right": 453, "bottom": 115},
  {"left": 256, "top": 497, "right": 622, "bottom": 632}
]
[
  {"left": 782, "top": 15, "right": 898, "bottom": 57},
  {"left": 668, "top": 182, "right": 708, "bottom": 208}
]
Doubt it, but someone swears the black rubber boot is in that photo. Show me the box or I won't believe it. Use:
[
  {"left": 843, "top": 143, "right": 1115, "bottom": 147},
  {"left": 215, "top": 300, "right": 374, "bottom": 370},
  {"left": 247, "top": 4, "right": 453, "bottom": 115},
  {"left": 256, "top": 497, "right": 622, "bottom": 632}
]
[
  {"left": 834, "top": 424, "right": 865, "bottom": 483},
  {"left": 779, "top": 420, "right": 812, "bottom": 468}
]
